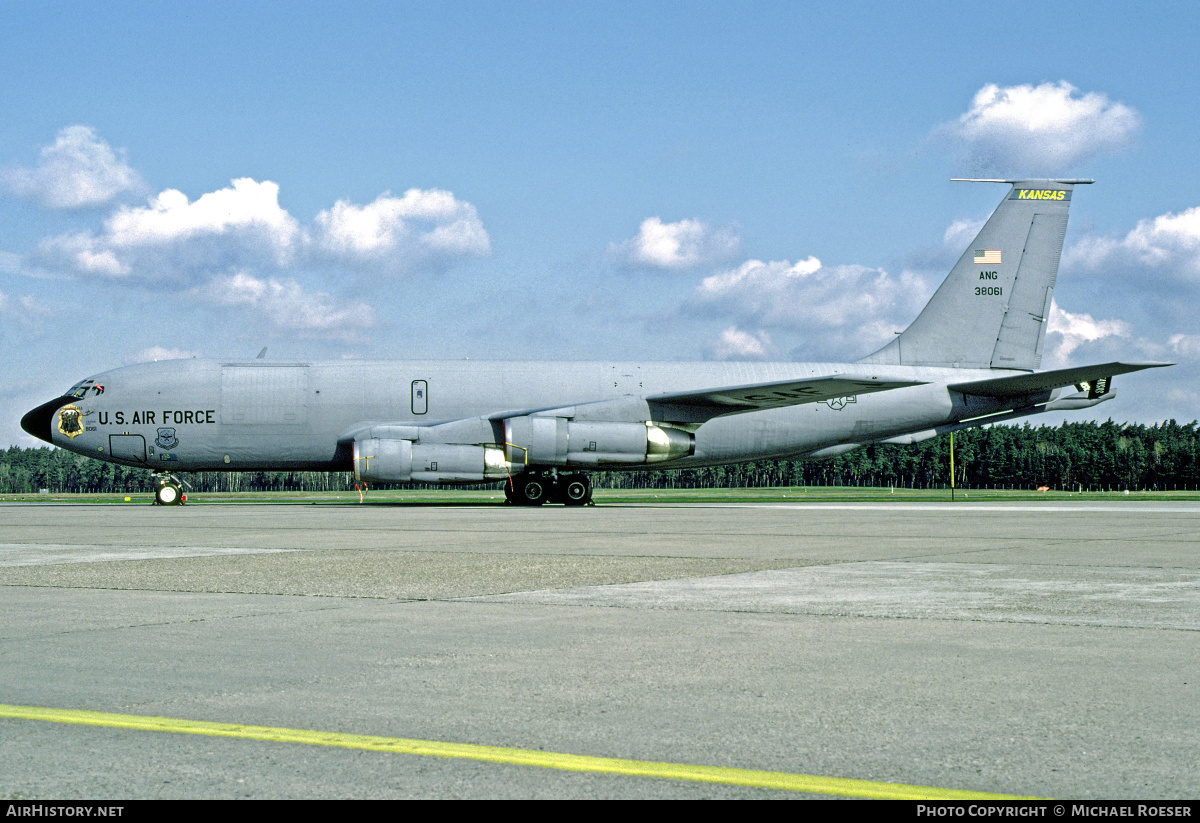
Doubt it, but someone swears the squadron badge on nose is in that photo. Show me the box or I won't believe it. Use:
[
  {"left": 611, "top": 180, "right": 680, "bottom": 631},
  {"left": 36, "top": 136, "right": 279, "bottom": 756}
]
[{"left": 57, "top": 405, "right": 84, "bottom": 439}]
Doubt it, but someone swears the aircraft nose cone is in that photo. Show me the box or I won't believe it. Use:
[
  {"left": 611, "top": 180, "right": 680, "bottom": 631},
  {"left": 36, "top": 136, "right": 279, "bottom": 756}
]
[{"left": 20, "top": 396, "right": 77, "bottom": 444}]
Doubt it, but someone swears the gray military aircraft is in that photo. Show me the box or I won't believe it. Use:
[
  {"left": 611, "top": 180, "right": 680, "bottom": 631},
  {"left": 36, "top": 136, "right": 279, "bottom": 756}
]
[{"left": 21, "top": 179, "right": 1168, "bottom": 505}]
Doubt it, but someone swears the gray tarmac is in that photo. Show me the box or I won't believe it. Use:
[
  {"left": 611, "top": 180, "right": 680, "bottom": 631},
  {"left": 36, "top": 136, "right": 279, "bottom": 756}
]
[{"left": 1, "top": 500, "right": 1198, "bottom": 799}]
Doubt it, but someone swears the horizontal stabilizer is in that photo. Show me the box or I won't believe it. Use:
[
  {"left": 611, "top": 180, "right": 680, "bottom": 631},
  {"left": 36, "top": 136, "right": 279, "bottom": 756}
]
[
  {"left": 949, "top": 362, "right": 1171, "bottom": 398},
  {"left": 647, "top": 375, "right": 924, "bottom": 423}
]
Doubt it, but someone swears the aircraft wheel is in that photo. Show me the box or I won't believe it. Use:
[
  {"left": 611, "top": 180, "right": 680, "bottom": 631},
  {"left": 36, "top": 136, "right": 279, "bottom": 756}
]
[
  {"left": 503, "top": 478, "right": 518, "bottom": 504},
  {"left": 561, "top": 475, "right": 591, "bottom": 506},
  {"left": 517, "top": 476, "right": 548, "bottom": 506},
  {"left": 155, "top": 482, "right": 183, "bottom": 506}
]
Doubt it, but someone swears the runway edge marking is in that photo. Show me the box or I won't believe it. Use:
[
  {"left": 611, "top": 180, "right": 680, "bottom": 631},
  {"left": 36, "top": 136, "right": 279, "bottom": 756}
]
[{"left": 0, "top": 703, "right": 1035, "bottom": 799}]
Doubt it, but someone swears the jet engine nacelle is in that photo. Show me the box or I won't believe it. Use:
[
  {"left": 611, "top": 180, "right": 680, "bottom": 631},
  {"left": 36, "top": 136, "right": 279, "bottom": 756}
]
[
  {"left": 504, "top": 417, "right": 694, "bottom": 467},
  {"left": 353, "top": 438, "right": 512, "bottom": 484}
]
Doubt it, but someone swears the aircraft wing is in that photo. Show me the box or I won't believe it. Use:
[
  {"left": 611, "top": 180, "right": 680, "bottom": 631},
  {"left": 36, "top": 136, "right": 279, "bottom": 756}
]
[
  {"left": 646, "top": 374, "right": 924, "bottom": 424},
  {"left": 948, "top": 362, "right": 1171, "bottom": 398}
]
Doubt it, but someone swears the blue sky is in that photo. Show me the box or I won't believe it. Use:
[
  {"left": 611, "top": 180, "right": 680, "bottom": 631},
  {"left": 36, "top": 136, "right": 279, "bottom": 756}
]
[{"left": 3, "top": 0, "right": 1199, "bottom": 446}]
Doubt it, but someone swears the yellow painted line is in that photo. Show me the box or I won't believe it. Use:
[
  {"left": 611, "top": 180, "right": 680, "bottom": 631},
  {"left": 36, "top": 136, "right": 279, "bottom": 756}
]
[{"left": 0, "top": 703, "right": 1035, "bottom": 799}]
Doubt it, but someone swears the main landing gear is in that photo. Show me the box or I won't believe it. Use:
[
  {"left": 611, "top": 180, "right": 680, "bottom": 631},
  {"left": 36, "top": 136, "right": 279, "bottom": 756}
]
[
  {"left": 504, "top": 471, "right": 593, "bottom": 506},
  {"left": 153, "top": 473, "right": 188, "bottom": 506}
]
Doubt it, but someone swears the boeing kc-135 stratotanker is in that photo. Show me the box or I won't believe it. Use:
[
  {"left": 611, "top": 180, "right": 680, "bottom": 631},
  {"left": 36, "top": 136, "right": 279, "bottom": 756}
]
[{"left": 21, "top": 179, "right": 1169, "bottom": 505}]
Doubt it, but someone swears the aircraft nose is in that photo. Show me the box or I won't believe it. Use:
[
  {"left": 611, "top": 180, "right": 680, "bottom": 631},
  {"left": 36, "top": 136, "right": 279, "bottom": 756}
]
[{"left": 20, "top": 396, "right": 78, "bottom": 444}]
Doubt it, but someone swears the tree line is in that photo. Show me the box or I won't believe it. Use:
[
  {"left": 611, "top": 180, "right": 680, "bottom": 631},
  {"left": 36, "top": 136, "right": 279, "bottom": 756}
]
[{"left": 3, "top": 419, "right": 1199, "bottom": 494}]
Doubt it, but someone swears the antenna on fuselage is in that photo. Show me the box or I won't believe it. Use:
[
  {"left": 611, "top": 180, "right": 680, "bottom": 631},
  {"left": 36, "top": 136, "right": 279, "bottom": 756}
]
[{"left": 256, "top": 347, "right": 267, "bottom": 359}]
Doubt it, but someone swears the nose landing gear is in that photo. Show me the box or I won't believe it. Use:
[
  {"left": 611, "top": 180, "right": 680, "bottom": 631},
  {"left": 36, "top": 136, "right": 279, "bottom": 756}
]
[{"left": 153, "top": 474, "right": 188, "bottom": 506}]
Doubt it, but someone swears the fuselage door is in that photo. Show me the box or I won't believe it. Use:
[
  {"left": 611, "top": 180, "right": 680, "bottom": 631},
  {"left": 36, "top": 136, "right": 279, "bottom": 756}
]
[
  {"left": 412, "top": 380, "right": 428, "bottom": 415},
  {"left": 109, "top": 434, "right": 147, "bottom": 464}
]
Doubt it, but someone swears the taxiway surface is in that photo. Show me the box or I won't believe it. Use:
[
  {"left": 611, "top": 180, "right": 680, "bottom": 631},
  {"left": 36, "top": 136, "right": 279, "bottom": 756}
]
[{"left": 2, "top": 501, "right": 1198, "bottom": 798}]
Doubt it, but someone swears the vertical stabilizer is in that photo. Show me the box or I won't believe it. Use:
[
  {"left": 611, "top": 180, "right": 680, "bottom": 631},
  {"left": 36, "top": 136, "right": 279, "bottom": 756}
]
[{"left": 860, "top": 179, "right": 1088, "bottom": 370}]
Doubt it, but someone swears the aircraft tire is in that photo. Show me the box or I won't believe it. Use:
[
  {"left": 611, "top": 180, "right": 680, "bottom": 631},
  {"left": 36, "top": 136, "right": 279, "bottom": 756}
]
[
  {"left": 155, "top": 482, "right": 182, "bottom": 506},
  {"left": 562, "top": 475, "right": 591, "bottom": 506},
  {"left": 516, "top": 476, "right": 548, "bottom": 506}
]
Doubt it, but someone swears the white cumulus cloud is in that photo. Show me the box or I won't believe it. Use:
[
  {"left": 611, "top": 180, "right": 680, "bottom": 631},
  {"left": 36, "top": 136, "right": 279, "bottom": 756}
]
[
  {"left": 310, "top": 188, "right": 490, "bottom": 270},
  {"left": 106, "top": 178, "right": 300, "bottom": 252},
  {"left": 32, "top": 177, "right": 301, "bottom": 283},
  {"left": 1068, "top": 205, "right": 1200, "bottom": 279},
  {"left": 697, "top": 256, "right": 819, "bottom": 303},
  {"left": 611, "top": 217, "right": 739, "bottom": 269},
  {"left": 31, "top": 179, "right": 491, "bottom": 285},
  {"left": 1168, "top": 334, "right": 1200, "bottom": 360},
  {"left": 2, "top": 125, "right": 143, "bottom": 209},
  {"left": 690, "top": 257, "right": 933, "bottom": 360},
  {"left": 942, "top": 81, "right": 1140, "bottom": 174},
  {"left": 706, "top": 326, "right": 775, "bottom": 360},
  {"left": 1043, "top": 300, "right": 1131, "bottom": 369},
  {"left": 202, "top": 273, "right": 379, "bottom": 341},
  {"left": 13, "top": 150, "right": 492, "bottom": 343}
]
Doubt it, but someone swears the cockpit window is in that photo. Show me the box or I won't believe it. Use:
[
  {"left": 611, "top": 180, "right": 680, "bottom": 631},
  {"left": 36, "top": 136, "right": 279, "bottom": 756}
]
[{"left": 65, "top": 379, "right": 104, "bottom": 398}]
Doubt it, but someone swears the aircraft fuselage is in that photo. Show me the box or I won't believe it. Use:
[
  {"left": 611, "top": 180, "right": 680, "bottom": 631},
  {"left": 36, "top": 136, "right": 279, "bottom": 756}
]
[{"left": 31, "top": 358, "right": 1034, "bottom": 475}]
